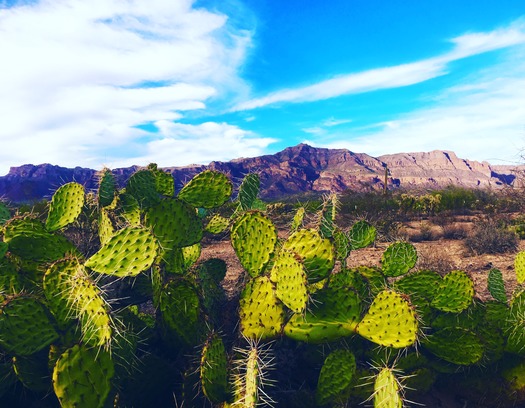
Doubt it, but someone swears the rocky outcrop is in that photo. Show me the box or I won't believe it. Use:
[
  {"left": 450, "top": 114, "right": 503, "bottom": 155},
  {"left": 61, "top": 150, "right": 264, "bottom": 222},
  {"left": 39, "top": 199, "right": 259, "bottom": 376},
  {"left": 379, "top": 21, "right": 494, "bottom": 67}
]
[{"left": 0, "top": 144, "right": 522, "bottom": 202}]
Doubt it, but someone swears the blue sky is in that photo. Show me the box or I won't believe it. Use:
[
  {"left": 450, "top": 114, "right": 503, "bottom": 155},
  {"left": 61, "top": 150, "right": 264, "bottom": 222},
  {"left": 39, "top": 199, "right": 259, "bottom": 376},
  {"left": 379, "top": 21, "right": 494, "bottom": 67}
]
[{"left": 0, "top": 0, "right": 524, "bottom": 175}]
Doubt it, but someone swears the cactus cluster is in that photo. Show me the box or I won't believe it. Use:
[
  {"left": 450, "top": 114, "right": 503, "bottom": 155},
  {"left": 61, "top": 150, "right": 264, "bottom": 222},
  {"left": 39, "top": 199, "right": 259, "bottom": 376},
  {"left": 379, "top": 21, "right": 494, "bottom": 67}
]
[{"left": 0, "top": 164, "right": 524, "bottom": 407}]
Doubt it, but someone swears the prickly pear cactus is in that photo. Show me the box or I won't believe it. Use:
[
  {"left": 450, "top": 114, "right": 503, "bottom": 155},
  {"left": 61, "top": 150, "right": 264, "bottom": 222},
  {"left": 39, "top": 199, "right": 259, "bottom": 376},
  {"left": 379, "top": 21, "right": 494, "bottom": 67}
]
[
  {"left": 200, "top": 333, "right": 228, "bottom": 404},
  {"left": 316, "top": 349, "right": 356, "bottom": 406},
  {"left": 238, "top": 173, "right": 260, "bottom": 211},
  {"left": 282, "top": 228, "right": 335, "bottom": 283},
  {"left": 488, "top": 268, "right": 507, "bottom": 303},
  {"left": 269, "top": 249, "right": 308, "bottom": 313},
  {"left": 318, "top": 193, "right": 337, "bottom": 238},
  {"left": 0, "top": 202, "right": 10, "bottom": 225},
  {"left": 0, "top": 295, "right": 59, "bottom": 355},
  {"left": 349, "top": 220, "right": 377, "bottom": 250},
  {"left": 381, "top": 242, "right": 417, "bottom": 277},
  {"left": 333, "top": 227, "right": 351, "bottom": 262},
  {"left": 393, "top": 269, "right": 442, "bottom": 300},
  {"left": 46, "top": 182, "right": 85, "bottom": 232},
  {"left": 239, "top": 276, "right": 285, "bottom": 340},
  {"left": 205, "top": 214, "right": 230, "bottom": 234},
  {"left": 515, "top": 251, "right": 525, "bottom": 284},
  {"left": 290, "top": 206, "right": 305, "bottom": 232},
  {"left": 97, "top": 168, "right": 116, "bottom": 208},
  {"left": 231, "top": 211, "right": 277, "bottom": 278},
  {"left": 422, "top": 327, "right": 484, "bottom": 365},
  {"left": 117, "top": 192, "right": 141, "bottom": 226},
  {"left": 356, "top": 290, "right": 418, "bottom": 348},
  {"left": 178, "top": 170, "right": 232, "bottom": 208},
  {"left": 148, "top": 163, "right": 175, "bottom": 197},
  {"left": 126, "top": 169, "right": 160, "bottom": 209},
  {"left": 52, "top": 344, "right": 114, "bottom": 408},
  {"left": 373, "top": 367, "right": 402, "bottom": 408},
  {"left": 85, "top": 226, "right": 158, "bottom": 277},
  {"left": 431, "top": 270, "right": 474, "bottom": 313}
]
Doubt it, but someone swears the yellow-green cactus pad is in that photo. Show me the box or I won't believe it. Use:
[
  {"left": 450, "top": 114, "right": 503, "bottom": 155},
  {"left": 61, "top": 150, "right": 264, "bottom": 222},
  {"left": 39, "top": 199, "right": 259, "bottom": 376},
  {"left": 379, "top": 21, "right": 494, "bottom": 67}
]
[
  {"left": 178, "top": 170, "right": 232, "bottom": 208},
  {"left": 85, "top": 226, "right": 158, "bottom": 277},
  {"left": 333, "top": 227, "right": 351, "bottom": 262},
  {"left": 282, "top": 228, "right": 335, "bottom": 283},
  {"left": 515, "top": 251, "right": 525, "bottom": 284},
  {"left": 45, "top": 182, "right": 85, "bottom": 232},
  {"left": 182, "top": 243, "right": 201, "bottom": 269},
  {"left": 239, "top": 276, "right": 285, "bottom": 340},
  {"left": 0, "top": 295, "right": 59, "bottom": 356},
  {"left": 381, "top": 242, "right": 417, "bottom": 277},
  {"left": 116, "top": 192, "right": 141, "bottom": 226},
  {"left": 374, "top": 367, "right": 402, "bottom": 408},
  {"left": 356, "top": 289, "right": 418, "bottom": 348},
  {"left": 431, "top": 270, "right": 474, "bottom": 313},
  {"left": 205, "top": 214, "right": 230, "bottom": 234},
  {"left": 52, "top": 344, "right": 114, "bottom": 408},
  {"left": 98, "top": 208, "right": 115, "bottom": 246},
  {"left": 290, "top": 206, "right": 305, "bottom": 232},
  {"left": 231, "top": 211, "right": 277, "bottom": 278},
  {"left": 422, "top": 327, "right": 484, "bottom": 365},
  {"left": 316, "top": 349, "right": 356, "bottom": 406},
  {"left": 200, "top": 333, "right": 228, "bottom": 404},
  {"left": 148, "top": 163, "right": 174, "bottom": 196},
  {"left": 393, "top": 270, "right": 442, "bottom": 300},
  {"left": 269, "top": 249, "right": 308, "bottom": 313},
  {"left": 284, "top": 286, "right": 361, "bottom": 343}
]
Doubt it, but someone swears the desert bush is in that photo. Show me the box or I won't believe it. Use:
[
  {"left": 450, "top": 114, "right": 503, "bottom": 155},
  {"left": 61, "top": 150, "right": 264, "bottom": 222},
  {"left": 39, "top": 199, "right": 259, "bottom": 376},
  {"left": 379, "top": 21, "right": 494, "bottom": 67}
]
[
  {"left": 415, "top": 246, "right": 457, "bottom": 275},
  {"left": 409, "top": 222, "right": 441, "bottom": 242},
  {"left": 464, "top": 219, "right": 518, "bottom": 254},
  {"left": 442, "top": 222, "right": 469, "bottom": 240}
]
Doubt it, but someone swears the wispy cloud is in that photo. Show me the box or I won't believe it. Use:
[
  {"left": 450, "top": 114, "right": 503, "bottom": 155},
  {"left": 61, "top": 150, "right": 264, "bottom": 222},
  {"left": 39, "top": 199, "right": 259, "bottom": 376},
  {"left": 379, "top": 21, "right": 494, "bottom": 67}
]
[
  {"left": 234, "top": 20, "right": 525, "bottom": 111},
  {"left": 0, "top": 0, "right": 266, "bottom": 174}
]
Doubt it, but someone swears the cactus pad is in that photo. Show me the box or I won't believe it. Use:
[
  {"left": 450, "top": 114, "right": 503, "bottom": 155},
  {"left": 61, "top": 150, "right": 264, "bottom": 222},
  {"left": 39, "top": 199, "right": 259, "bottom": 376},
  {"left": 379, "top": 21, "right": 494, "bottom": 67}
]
[
  {"left": 333, "top": 227, "right": 351, "bottom": 262},
  {"left": 515, "top": 251, "right": 525, "bottom": 284},
  {"left": 422, "top": 327, "right": 484, "bottom": 365},
  {"left": 117, "top": 192, "right": 141, "bottom": 226},
  {"left": 238, "top": 173, "right": 260, "bottom": 211},
  {"left": 231, "top": 211, "right": 277, "bottom": 278},
  {"left": 381, "top": 242, "right": 417, "bottom": 277},
  {"left": 182, "top": 243, "right": 201, "bottom": 270},
  {"left": 148, "top": 163, "right": 174, "bottom": 196},
  {"left": 126, "top": 169, "right": 160, "bottom": 208},
  {"left": 290, "top": 206, "right": 305, "bottom": 232},
  {"left": 269, "top": 249, "right": 308, "bottom": 313},
  {"left": 0, "top": 295, "right": 58, "bottom": 355},
  {"left": 200, "top": 333, "right": 228, "bottom": 403},
  {"left": 349, "top": 220, "right": 377, "bottom": 250},
  {"left": 239, "top": 276, "right": 285, "bottom": 340},
  {"left": 52, "top": 344, "right": 114, "bottom": 408},
  {"left": 356, "top": 290, "right": 418, "bottom": 348},
  {"left": 282, "top": 228, "right": 335, "bottom": 283},
  {"left": 85, "top": 226, "right": 158, "bottom": 277},
  {"left": 45, "top": 182, "right": 85, "bottom": 232},
  {"left": 205, "top": 214, "right": 230, "bottom": 234},
  {"left": 393, "top": 270, "right": 442, "bottom": 300},
  {"left": 97, "top": 168, "right": 116, "bottom": 208},
  {"left": 316, "top": 349, "right": 356, "bottom": 406},
  {"left": 178, "top": 170, "right": 232, "bottom": 208},
  {"left": 488, "top": 268, "right": 507, "bottom": 303},
  {"left": 431, "top": 270, "right": 474, "bottom": 313},
  {"left": 0, "top": 202, "right": 10, "bottom": 225},
  {"left": 374, "top": 367, "right": 402, "bottom": 408},
  {"left": 145, "top": 198, "right": 203, "bottom": 250}
]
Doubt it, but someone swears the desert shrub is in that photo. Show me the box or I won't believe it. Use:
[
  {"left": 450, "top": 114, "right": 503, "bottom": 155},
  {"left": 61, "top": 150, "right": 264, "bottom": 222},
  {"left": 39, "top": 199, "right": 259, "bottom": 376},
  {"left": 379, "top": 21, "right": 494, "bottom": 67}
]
[
  {"left": 442, "top": 223, "right": 469, "bottom": 240},
  {"left": 409, "top": 222, "right": 441, "bottom": 242},
  {"left": 437, "top": 187, "right": 478, "bottom": 213},
  {"left": 464, "top": 219, "right": 518, "bottom": 254},
  {"left": 415, "top": 246, "right": 457, "bottom": 275}
]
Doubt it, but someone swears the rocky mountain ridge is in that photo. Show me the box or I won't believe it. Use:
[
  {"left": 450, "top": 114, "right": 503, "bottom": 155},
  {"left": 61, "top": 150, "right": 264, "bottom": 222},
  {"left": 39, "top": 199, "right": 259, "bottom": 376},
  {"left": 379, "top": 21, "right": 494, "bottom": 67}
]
[{"left": 0, "top": 144, "right": 522, "bottom": 202}]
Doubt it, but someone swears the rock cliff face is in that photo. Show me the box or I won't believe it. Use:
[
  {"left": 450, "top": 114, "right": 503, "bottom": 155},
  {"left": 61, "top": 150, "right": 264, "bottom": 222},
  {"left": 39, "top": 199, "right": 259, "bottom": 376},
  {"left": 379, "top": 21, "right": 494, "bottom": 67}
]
[{"left": 0, "top": 144, "right": 522, "bottom": 202}]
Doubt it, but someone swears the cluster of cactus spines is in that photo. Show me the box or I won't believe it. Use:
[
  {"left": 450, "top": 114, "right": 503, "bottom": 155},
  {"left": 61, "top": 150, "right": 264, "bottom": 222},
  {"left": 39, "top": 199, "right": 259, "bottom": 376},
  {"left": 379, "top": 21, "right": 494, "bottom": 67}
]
[
  {"left": 316, "top": 349, "right": 356, "bottom": 406},
  {"left": 430, "top": 270, "right": 474, "bottom": 313},
  {"left": 373, "top": 367, "right": 403, "bottom": 408},
  {"left": 317, "top": 193, "right": 338, "bottom": 238}
]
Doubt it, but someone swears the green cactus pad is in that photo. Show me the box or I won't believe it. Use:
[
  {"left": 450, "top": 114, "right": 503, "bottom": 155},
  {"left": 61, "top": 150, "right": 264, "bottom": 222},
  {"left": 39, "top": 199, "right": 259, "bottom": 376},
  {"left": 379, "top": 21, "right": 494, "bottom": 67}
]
[
  {"left": 504, "top": 291, "right": 525, "bottom": 355},
  {"left": 4, "top": 216, "right": 76, "bottom": 261},
  {"left": 516, "top": 251, "right": 525, "bottom": 284},
  {"left": 238, "top": 173, "right": 260, "bottom": 211},
  {"left": 0, "top": 241, "right": 7, "bottom": 260},
  {"left": 318, "top": 193, "right": 337, "bottom": 238},
  {"left": 333, "top": 227, "right": 351, "bottom": 262},
  {"left": 0, "top": 202, "right": 10, "bottom": 225},
  {"left": 349, "top": 220, "right": 377, "bottom": 250},
  {"left": 178, "top": 170, "right": 232, "bottom": 208},
  {"left": 97, "top": 168, "right": 116, "bottom": 208},
  {"left": 52, "top": 344, "right": 114, "bottom": 408},
  {"left": 126, "top": 169, "right": 160, "bottom": 209},
  {"left": 231, "top": 211, "right": 277, "bottom": 278},
  {"left": 117, "top": 192, "right": 141, "bottom": 226},
  {"left": 148, "top": 163, "right": 174, "bottom": 196},
  {"left": 357, "top": 266, "right": 388, "bottom": 297},
  {"left": 205, "top": 214, "right": 230, "bottom": 234},
  {"left": 13, "top": 353, "right": 51, "bottom": 392},
  {"left": 239, "top": 276, "right": 285, "bottom": 340},
  {"left": 200, "top": 333, "right": 228, "bottom": 403},
  {"left": 422, "top": 327, "right": 483, "bottom": 365},
  {"left": 45, "top": 182, "right": 85, "bottom": 232},
  {"left": 284, "top": 286, "right": 361, "bottom": 343},
  {"left": 182, "top": 243, "right": 201, "bottom": 269},
  {"left": 316, "top": 349, "right": 356, "bottom": 406},
  {"left": 85, "top": 226, "right": 158, "bottom": 277},
  {"left": 431, "top": 270, "right": 474, "bottom": 313},
  {"left": 0, "top": 295, "right": 59, "bottom": 355},
  {"left": 98, "top": 208, "right": 115, "bottom": 246},
  {"left": 381, "top": 242, "right": 417, "bottom": 277},
  {"left": 393, "top": 269, "right": 442, "bottom": 300},
  {"left": 0, "top": 258, "right": 22, "bottom": 294},
  {"left": 374, "top": 367, "right": 402, "bottom": 408},
  {"left": 145, "top": 198, "right": 203, "bottom": 250},
  {"left": 269, "top": 249, "right": 308, "bottom": 313},
  {"left": 488, "top": 268, "right": 507, "bottom": 303},
  {"left": 356, "top": 289, "right": 418, "bottom": 348},
  {"left": 44, "top": 259, "right": 112, "bottom": 347},
  {"left": 160, "top": 279, "right": 204, "bottom": 347},
  {"left": 282, "top": 228, "right": 335, "bottom": 283},
  {"left": 290, "top": 206, "right": 305, "bottom": 232},
  {"left": 230, "top": 345, "right": 266, "bottom": 408}
]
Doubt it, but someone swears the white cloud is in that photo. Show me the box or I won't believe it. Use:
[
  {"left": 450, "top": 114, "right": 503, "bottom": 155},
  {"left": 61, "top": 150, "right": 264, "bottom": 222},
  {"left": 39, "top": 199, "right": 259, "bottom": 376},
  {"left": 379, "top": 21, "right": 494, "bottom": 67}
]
[
  {"left": 234, "top": 21, "right": 525, "bottom": 111},
  {"left": 0, "top": 0, "right": 263, "bottom": 174}
]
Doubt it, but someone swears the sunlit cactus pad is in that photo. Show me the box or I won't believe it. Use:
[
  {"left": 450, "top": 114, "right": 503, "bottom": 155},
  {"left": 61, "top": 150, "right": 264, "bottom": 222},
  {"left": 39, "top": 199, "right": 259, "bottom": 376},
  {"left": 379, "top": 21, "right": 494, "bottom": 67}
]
[
  {"left": 282, "top": 228, "right": 335, "bottom": 283},
  {"left": 374, "top": 367, "right": 403, "bottom": 408},
  {"left": 269, "top": 249, "right": 308, "bottom": 313},
  {"left": 515, "top": 251, "right": 525, "bottom": 284},
  {"left": 85, "top": 226, "right": 158, "bottom": 277},
  {"left": 231, "top": 211, "right": 277, "bottom": 277},
  {"left": 205, "top": 214, "right": 230, "bottom": 234},
  {"left": 200, "top": 333, "right": 228, "bottom": 404},
  {"left": 52, "top": 344, "right": 114, "bottom": 408},
  {"left": 178, "top": 170, "right": 232, "bottom": 208},
  {"left": 316, "top": 349, "right": 356, "bottom": 406},
  {"left": 431, "top": 270, "right": 474, "bottom": 313},
  {"left": 46, "top": 182, "right": 85, "bottom": 232},
  {"left": 356, "top": 289, "right": 418, "bottom": 348}
]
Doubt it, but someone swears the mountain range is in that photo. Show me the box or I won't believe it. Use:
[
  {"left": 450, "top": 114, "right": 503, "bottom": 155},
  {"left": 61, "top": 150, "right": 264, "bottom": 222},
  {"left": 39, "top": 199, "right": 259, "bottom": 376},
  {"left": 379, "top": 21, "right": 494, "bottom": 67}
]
[{"left": 0, "top": 143, "right": 522, "bottom": 202}]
